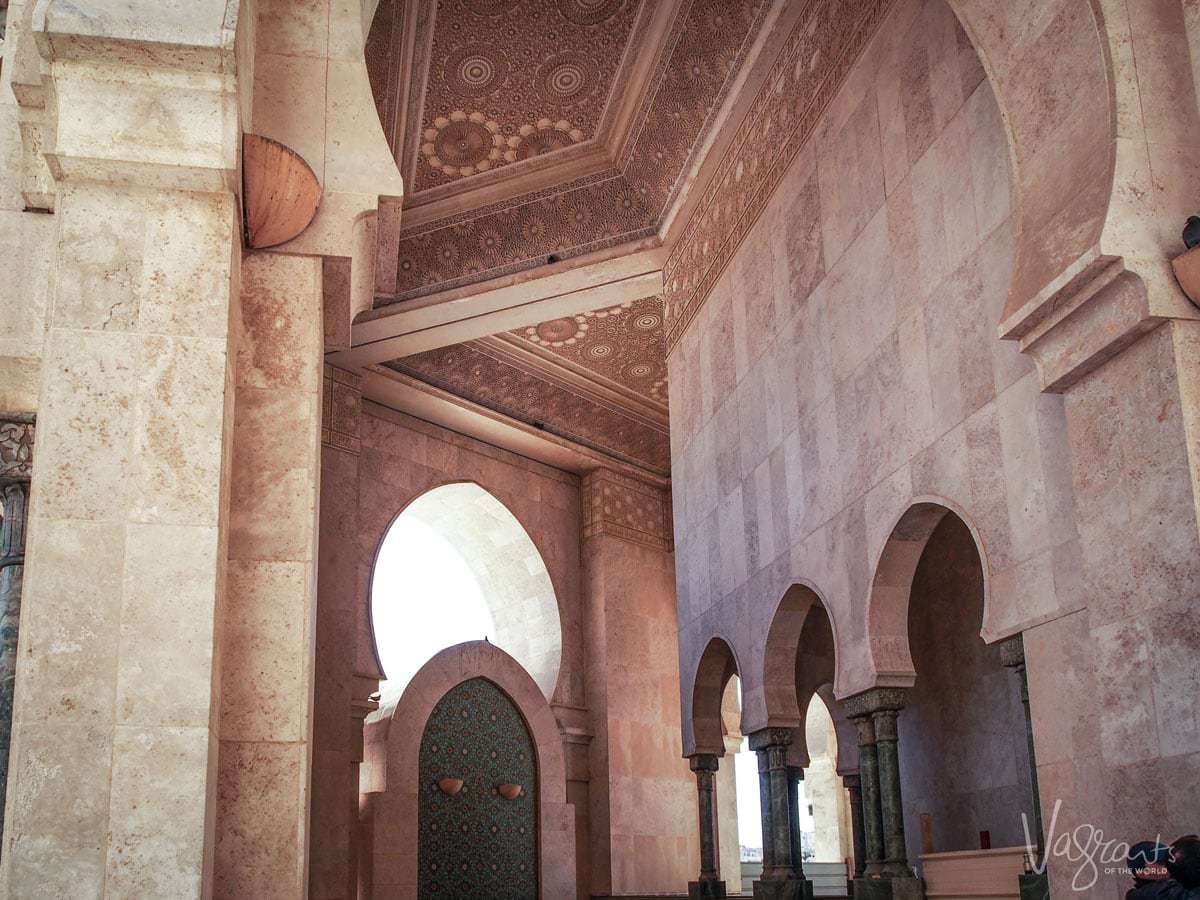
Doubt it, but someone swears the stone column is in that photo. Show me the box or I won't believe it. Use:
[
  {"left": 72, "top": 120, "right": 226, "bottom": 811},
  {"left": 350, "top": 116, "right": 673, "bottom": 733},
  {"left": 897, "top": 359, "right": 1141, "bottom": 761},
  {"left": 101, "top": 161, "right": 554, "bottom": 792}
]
[
  {"left": 1000, "top": 636, "right": 1050, "bottom": 900},
  {"left": 689, "top": 753, "right": 726, "bottom": 898},
  {"left": 0, "top": 416, "right": 33, "bottom": 850},
  {"left": 843, "top": 774, "right": 867, "bottom": 879},
  {"left": 844, "top": 689, "right": 920, "bottom": 899},
  {"left": 748, "top": 727, "right": 811, "bottom": 900},
  {"left": 1000, "top": 635, "right": 1043, "bottom": 856},
  {"left": 871, "top": 705, "right": 909, "bottom": 877},
  {"left": 0, "top": 7, "right": 243, "bottom": 896},
  {"left": 848, "top": 712, "right": 885, "bottom": 878},
  {"left": 790, "top": 766, "right": 804, "bottom": 865}
]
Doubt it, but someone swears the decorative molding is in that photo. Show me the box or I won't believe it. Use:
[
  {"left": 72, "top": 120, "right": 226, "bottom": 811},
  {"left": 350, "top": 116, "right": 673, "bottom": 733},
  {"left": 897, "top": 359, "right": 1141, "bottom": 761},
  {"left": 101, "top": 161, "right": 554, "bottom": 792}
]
[
  {"left": 322, "top": 366, "right": 361, "bottom": 454},
  {"left": 840, "top": 687, "right": 908, "bottom": 720},
  {"left": 581, "top": 467, "right": 672, "bottom": 552},
  {"left": 663, "top": 0, "right": 896, "bottom": 351},
  {"left": 0, "top": 416, "right": 34, "bottom": 484},
  {"left": 746, "top": 725, "right": 794, "bottom": 751}
]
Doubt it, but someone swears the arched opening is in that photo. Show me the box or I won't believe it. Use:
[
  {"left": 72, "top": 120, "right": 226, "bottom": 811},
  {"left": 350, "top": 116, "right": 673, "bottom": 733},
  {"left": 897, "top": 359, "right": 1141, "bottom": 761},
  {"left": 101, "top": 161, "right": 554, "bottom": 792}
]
[
  {"left": 369, "top": 482, "right": 562, "bottom": 704},
  {"left": 897, "top": 511, "right": 1035, "bottom": 869}
]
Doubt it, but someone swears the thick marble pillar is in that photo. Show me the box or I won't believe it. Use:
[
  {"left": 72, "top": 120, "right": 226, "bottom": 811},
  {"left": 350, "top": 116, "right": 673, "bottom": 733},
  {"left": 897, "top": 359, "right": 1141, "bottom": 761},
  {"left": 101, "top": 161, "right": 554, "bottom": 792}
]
[
  {"left": 689, "top": 753, "right": 726, "bottom": 898},
  {"left": 0, "top": 7, "right": 243, "bottom": 895},
  {"left": 748, "top": 727, "right": 811, "bottom": 900},
  {"left": 788, "top": 766, "right": 804, "bottom": 872},
  {"left": 0, "top": 416, "right": 33, "bottom": 850},
  {"left": 843, "top": 774, "right": 866, "bottom": 879},
  {"left": 871, "top": 706, "right": 908, "bottom": 877}
]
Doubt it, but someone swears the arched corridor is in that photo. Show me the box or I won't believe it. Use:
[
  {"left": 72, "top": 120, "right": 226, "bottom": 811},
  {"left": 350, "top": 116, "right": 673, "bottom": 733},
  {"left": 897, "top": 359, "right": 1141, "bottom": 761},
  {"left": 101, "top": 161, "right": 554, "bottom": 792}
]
[{"left": 1, "top": 0, "right": 1198, "bottom": 897}]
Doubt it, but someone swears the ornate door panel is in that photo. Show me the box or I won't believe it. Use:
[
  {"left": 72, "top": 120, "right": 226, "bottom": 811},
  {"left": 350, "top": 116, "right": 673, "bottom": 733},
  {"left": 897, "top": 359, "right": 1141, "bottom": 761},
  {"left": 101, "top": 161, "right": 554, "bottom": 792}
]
[{"left": 418, "top": 678, "right": 538, "bottom": 899}]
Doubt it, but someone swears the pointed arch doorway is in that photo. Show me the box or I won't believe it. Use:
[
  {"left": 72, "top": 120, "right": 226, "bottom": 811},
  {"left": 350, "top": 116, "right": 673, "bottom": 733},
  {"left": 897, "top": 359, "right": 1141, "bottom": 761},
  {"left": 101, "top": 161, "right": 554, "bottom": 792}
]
[{"left": 418, "top": 677, "right": 539, "bottom": 899}]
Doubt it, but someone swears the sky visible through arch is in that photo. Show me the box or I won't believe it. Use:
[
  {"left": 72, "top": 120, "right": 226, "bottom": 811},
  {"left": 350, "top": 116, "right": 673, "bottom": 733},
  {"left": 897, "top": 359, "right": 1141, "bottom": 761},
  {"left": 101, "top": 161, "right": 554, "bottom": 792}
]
[{"left": 372, "top": 515, "right": 495, "bottom": 704}]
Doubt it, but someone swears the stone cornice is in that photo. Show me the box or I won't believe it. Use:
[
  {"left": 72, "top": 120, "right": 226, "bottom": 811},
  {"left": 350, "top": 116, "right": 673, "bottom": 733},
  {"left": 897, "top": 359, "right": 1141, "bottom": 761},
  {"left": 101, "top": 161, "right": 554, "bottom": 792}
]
[{"left": 662, "top": 0, "right": 895, "bottom": 351}]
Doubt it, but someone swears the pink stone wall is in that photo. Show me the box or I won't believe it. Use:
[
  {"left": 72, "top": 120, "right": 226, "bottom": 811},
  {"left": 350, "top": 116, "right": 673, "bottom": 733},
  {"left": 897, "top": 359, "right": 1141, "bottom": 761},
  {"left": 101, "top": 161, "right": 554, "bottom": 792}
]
[
  {"left": 583, "top": 531, "right": 699, "bottom": 894},
  {"left": 670, "top": 0, "right": 1038, "bottom": 736},
  {"left": 667, "top": 2, "right": 1200, "bottom": 897}
]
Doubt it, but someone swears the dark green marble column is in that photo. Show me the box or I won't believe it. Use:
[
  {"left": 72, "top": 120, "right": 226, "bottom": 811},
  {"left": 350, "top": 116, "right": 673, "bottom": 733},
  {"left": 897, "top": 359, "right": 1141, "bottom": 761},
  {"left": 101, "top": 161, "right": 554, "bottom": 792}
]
[
  {"left": 748, "top": 727, "right": 812, "bottom": 900},
  {"left": 844, "top": 773, "right": 867, "bottom": 878},
  {"left": 1001, "top": 636, "right": 1050, "bottom": 900},
  {"left": 849, "top": 713, "right": 885, "bottom": 877},
  {"left": 688, "top": 753, "right": 727, "bottom": 899},
  {"left": 871, "top": 705, "right": 910, "bottom": 877},
  {"left": 0, "top": 415, "right": 34, "bottom": 854}
]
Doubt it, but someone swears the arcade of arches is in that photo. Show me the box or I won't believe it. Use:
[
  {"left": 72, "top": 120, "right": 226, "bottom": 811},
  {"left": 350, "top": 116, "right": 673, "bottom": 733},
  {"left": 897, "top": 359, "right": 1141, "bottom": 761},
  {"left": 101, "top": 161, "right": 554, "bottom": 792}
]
[{"left": 0, "top": 0, "right": 1199, "bottom": 899}]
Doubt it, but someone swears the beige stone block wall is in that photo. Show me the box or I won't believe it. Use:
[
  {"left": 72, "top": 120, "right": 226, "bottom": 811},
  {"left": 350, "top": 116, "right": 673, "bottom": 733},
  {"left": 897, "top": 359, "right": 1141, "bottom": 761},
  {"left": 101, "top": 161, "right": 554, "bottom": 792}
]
[
  {"left": 1, "top": 180, "right": 240, "bottom": 896},
  {"left": 215, "top": 252, "right": 324, "bottom": 898}
]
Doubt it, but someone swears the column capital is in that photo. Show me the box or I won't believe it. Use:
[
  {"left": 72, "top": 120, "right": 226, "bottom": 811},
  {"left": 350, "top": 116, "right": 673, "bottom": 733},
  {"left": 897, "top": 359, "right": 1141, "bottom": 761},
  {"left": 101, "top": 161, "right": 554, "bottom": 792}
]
[
  {"left": 689, "top": 753, "right": 720, "bottom": 773},
  {"left": 842, "top": 772, "right": 862, "bottom": 790},
  {"left": 998, "top": 633, "right": 1026, "bottom": 669},
  {"left": 841, "top": 686, "right": 907, "bottom": 720},
  {"left": 746, "top": 726, "right": 793, "bottom": 752},
  {"left": 0, "top": 415, "right": 35, "bottom": 485}
]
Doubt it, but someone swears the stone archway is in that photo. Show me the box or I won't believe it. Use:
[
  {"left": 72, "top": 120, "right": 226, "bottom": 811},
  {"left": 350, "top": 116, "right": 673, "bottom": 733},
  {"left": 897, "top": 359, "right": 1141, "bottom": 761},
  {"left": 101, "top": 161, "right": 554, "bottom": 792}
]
[
  {"left": 362, "top": 641, "right": 575, "bottom": 899},
  {"left": 687, "top": 636, "right": 742, "bottom": 757},
  {"left": 368, "top": 481, "right": 563, "bottom": 702},
  {"left": 864, "top": 499, "right": 991, "bottom": 688}
]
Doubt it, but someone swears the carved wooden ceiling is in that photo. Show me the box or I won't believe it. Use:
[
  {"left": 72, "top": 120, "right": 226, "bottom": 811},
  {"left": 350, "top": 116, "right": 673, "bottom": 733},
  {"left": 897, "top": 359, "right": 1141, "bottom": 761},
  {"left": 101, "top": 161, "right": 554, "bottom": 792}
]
[
  {"left": 359, "top": 0, "right": 895, "bottom": 479},
  {"left": 366, "top": 0, "right": 770, "bottom": 305}
]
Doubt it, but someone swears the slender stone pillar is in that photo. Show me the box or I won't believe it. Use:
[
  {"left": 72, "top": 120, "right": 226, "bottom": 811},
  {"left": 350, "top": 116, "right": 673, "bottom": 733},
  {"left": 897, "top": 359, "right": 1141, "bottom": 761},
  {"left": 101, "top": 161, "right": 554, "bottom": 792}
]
[
  {"left": 689, "top": 753, "right": 727, "bottom": 899},
  {"left": 1000, "top": 636, "right": 1050, "bottom": 900},
  {"left": 0, "top": 416, "right": 33, "bottom": 851},
  {"left": 848, "top": 713, "right": 885, "bottom": 878},
  {"left": 748, "top": 728, "right": 812, "bottom": 900},
  {"left": 1000, "top": 636, "right": 1043, "bottom": 856},
  {"left": 871, "top": 705, "right": 909, "bottom": 877},
  {"left": 843, "top": 774, "right": 867, "bottom": 878},
  {"left": 788, "top": 766, "right": 804, "bottom": 873}
]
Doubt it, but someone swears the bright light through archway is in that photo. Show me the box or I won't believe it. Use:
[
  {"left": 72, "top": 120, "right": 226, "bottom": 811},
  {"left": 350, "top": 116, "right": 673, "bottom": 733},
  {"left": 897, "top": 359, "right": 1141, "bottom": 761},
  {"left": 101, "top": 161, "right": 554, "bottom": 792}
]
[{"left": 371, "top": 515, "right": 495, "bottom": 704}]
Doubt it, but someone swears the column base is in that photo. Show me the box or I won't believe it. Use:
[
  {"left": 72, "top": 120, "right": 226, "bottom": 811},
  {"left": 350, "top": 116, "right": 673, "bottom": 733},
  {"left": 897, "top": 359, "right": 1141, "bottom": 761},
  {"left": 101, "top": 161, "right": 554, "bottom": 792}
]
[
  {"left": 752, "top": 877, "right": 813, "bottom": 900},
  {"left": 852, "top": 876, "right": 924, "bottom": 900},
  {"left": 1018, "top": 872, "right": 1050, "bottom": 900},
  {"left": 688, "top": 879, "right": 727, "bottom": 899}
]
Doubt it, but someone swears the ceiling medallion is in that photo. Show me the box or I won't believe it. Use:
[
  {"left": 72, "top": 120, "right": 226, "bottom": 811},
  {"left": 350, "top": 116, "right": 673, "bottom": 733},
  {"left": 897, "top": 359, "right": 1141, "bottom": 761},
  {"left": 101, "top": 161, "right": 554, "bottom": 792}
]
[
  {"left": 526, "top": 315, "right": 588, "bottom": 347},
  {"left": 444, "top": 45, "right": 510, "bottom": 98},
  {"left": 506, "top": 118, "right": 585, "bottom": 163},
  {"left": 422, "top": 111, "right": 505, "bottom": 177},
  {"left": 536, "top": 51, "right": 597, "bottom": 105},
  {"left": 557, "top": 0, "right": 625, "bottom": 26}
]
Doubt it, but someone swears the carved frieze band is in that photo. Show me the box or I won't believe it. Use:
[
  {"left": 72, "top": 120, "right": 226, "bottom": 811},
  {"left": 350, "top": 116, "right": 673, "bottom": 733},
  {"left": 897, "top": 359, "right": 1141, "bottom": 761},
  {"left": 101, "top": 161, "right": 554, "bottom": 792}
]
[
  {"left": 322, "top": 365, "right": 361, "bottom": 455},
  {"left": 581, "top": 467, "right": 673, "bottom": 552},
  {"left": 662, "top": 0, "right": 896, "bottom": 351},
  {"left": 0, "top": 417, "right": 35, "bottom": 484}
]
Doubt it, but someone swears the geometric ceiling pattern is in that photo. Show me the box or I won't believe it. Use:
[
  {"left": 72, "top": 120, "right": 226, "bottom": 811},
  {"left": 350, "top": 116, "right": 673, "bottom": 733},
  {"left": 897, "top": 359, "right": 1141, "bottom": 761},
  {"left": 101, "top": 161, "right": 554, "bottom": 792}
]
[
  {"left": 368, "top": 0, "right": 899, "bottom": 479},
  {"left": 388, "top": 296, "right": 670, "bottom": 475},
  {"left": 367, "top": 0, "right": 771, "bottom": 304}
]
